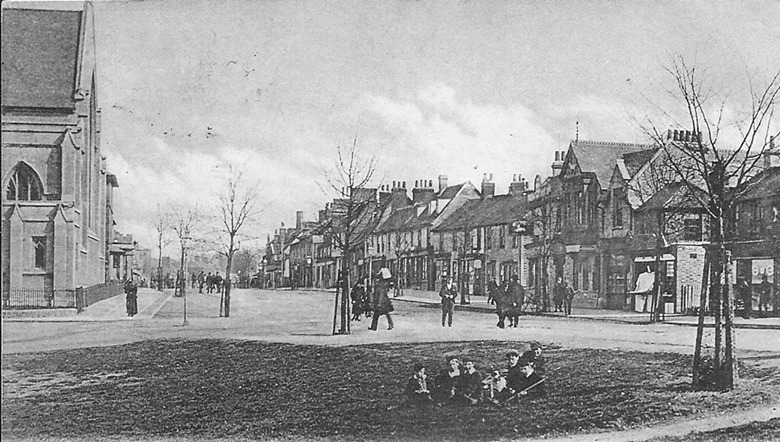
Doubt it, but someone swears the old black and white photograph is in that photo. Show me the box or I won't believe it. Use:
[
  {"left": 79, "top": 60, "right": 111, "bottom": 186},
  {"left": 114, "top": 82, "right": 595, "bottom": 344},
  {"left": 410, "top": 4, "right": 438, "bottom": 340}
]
[{"left": 2, "top": 0, "right": 779, "bottom": 441}]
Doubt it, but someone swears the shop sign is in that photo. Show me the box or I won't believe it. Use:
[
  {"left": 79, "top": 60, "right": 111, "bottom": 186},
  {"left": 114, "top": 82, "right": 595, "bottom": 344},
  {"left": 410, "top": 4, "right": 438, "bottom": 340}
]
[{"left": 752, "top": 259, "right": 774, "bottom": 283}]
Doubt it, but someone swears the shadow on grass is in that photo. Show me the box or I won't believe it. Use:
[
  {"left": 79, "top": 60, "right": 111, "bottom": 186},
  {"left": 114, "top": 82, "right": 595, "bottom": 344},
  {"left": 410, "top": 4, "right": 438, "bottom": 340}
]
[{"left": 2, "top": 339, "right": 778, "bottom": 441}]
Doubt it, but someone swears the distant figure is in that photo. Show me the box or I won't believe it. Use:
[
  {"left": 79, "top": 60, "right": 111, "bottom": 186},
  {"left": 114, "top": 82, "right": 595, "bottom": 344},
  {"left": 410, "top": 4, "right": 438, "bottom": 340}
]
[
  {"left": 487, "top": 278, "right": 499, "bottom": 305},
  {"left": 197, "top": 271, "right": 205, "bottom": 293},
  {"left": 350, "top": 280, "right": 366, "bottom": 321},
  {"left": 564, "top": 283, "right": 575, "bottom": 316},
  {"left": 758, "top": 274, "right": 773, "bottom": 313},
  {"left": 215, "top": 272, "right": 224, "bottom": 294},
  {"left": 439, "top": 277, "right": 458, "bottom": 327},
  {"left": 738, "top": 277, "right": 751, "bottom": 319},
  {"left": 506, "top": 275, "right": 524, "bottom": 327},
  {"left": 553, "top": 277, "right": 565, "bottom": 313},
  {"left": 124, "top": 278, "right": 138, "bottom": 317}
]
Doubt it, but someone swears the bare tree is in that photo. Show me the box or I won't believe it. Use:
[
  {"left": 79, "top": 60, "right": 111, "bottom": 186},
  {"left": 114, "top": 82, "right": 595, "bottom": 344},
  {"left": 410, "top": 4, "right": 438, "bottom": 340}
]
[
  {"left": 212, "top": 171, "right": 259, "bottom": 318},
  {"left": 526, "top": 180, "right": 563, "bottom": 312},
  {"left": 390, "top": 230, "right": 413, "bottom": 297},
  {"left": 323, "top": 135, "right": 379, "bottom": 335},
  {"left": 168, "top": 204, "right": 200, "bottom": 325},
  {"left": 641, "top": 55, "right": 780, "bottom": 390},
  {"left": 152, "top": 205, "right": 171, "bottom": 291}
]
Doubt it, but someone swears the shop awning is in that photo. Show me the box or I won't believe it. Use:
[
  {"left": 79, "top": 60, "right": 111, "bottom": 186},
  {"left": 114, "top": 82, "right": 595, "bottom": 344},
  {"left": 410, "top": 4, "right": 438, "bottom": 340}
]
[{"left": 634, "top": 254, "right": 675, "bottom": 263}]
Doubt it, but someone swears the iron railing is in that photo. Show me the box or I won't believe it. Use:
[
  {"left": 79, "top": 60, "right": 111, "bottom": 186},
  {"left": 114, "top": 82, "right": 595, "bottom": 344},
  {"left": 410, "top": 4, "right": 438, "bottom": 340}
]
[
  {"left": 2, "top": 289, "right": 75, "bottom": 309},
  {"left": 2, "top": 281, "right": 123, "bottom": 312}
]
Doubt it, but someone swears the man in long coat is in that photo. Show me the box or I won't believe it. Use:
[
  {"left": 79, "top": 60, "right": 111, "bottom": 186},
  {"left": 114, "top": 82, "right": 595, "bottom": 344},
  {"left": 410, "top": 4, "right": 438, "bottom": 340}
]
[{"left": 369, "top": 269, "right": 394, "bottom": 331}]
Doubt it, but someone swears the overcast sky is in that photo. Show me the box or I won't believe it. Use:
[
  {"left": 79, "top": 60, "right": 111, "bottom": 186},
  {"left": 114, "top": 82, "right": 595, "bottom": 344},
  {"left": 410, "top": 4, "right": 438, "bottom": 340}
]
[{"left": 9, "top": 0, "right": 780, "bottom": 251}]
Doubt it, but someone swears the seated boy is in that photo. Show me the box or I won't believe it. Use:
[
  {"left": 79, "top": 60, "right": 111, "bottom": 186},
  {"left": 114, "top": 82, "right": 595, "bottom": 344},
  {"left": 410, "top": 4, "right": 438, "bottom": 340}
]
[
  {"left": 456, "top": 358, "right": 484, "bottom": 405},
  {"left": 405, "top": 362, "right": 432, "bottom": 404}
]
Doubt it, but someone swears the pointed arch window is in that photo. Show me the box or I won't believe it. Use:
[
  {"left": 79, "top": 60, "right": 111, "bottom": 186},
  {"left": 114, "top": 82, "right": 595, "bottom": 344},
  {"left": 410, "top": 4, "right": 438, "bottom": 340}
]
[{"left": 6, "top": 163, "right": 43, "bottom": 201}]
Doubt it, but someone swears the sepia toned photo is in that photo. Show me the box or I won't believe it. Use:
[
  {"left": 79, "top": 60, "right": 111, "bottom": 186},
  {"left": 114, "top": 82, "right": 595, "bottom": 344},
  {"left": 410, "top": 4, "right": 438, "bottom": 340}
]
[{"left": 2, "top": 1, "right": 779, "bottom": 441}]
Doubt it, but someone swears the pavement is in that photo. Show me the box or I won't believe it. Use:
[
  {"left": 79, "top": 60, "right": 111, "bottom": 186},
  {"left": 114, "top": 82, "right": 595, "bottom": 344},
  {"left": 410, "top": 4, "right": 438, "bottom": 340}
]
[
  {"left": 1, "top": 288, "right": 173, "bottom": 322},
  {"left": 2, "top": 286, "right": 779, "bottom": 330},
  {"left": 389, "top": 287, "right": 780, "bottom": 330}
]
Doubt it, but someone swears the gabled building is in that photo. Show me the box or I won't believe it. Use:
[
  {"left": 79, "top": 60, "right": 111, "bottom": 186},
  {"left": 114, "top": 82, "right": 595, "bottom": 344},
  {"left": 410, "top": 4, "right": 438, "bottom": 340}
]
[
  {"left": 366, "top": 175, "right": 481, "bottom": 292},
  {"left": 1, "top": 5, "right": 130, "bottom": 309},
  {"left": 432, "top": 177, "right": 528, "bottom": 298},
  {"left": 556, "top": 140, "right": 653, "bottom": 308},
  {"left": 732, "top": 164, "right": 779, "bottom": 316}
]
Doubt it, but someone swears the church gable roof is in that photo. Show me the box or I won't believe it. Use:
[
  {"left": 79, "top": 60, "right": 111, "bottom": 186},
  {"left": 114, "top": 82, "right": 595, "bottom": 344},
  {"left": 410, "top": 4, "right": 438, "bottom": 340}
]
[{"left": 1, "top": 8, "right": 83, "bottom": 109}]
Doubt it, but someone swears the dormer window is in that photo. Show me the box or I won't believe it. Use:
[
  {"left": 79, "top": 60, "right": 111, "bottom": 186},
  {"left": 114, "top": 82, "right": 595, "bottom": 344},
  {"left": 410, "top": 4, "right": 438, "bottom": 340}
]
[{"left": 6, "top": 163, "right": 43, "bottom": 201}]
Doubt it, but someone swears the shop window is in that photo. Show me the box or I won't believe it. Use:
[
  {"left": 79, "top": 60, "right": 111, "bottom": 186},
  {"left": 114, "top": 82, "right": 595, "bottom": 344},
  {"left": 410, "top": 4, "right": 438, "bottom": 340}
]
[{"left": 6, "top": 163, "right": 43, "bottom": 201}]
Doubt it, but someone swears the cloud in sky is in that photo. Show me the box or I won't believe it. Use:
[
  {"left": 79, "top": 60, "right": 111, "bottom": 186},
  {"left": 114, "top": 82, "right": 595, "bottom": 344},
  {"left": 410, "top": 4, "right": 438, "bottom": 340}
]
[{"left": 71, "top": 0, "right": 778, "bottom": 251}]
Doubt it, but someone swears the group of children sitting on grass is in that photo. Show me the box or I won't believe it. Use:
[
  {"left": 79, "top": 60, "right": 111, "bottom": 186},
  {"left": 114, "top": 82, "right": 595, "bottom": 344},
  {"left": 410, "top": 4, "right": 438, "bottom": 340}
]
[{"left": 405, "top": 342, "right": 546, "bottom": 406}]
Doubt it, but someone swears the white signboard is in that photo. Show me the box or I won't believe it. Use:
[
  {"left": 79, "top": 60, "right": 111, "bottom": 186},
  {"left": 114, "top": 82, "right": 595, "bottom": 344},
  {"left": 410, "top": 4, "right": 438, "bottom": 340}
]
[{"left": 752, "top": 259, "right": 774, "bottom": 284}]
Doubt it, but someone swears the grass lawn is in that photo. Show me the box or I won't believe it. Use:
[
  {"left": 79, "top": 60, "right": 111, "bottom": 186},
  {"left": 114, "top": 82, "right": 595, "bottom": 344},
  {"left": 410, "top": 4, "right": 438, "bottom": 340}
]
[
  {"left": 2, "top": 339, "right": 778, "bottom": 441},
  {"left": 649, "top": 418, "right": 780, "bottom": 442}
]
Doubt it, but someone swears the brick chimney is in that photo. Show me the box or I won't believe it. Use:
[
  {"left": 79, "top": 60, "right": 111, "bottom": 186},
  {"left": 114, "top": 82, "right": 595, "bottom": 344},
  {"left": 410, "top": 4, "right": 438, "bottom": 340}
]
[
  {"left": 551, "top": 151, "right": 564, "bottom": 176},
  {"left": 765, "top": 136, "right": 780, "bottom": 168},
  {"left": 479, "top": 173, "right": 494, "bottom": 199},
  {"left": 296, "top": 211, "right": 303, "bottom": 229},
  {"left": 413, "top": 178, "right": 436, "bottom": 203},
  {"left": 509, "top": 173, "right": 525, "bottom": 196},
  {"left": 438, "top": 174, "right": 448, "bottom": 193}
]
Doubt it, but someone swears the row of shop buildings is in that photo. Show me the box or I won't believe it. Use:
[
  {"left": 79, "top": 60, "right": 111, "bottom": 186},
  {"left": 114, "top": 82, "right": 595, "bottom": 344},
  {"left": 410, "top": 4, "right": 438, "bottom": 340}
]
[
  {"left": 1, "top": 5, "right": 135, "bottom": 309},
  {"left": 264, "top": 133, "right": 779, "bottom": 314}
]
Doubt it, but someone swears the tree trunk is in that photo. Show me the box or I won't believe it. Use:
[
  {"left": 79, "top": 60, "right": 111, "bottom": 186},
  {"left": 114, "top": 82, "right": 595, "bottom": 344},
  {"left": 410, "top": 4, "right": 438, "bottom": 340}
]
[
  {"left": 224, "top": 252, "right": 233, "bottom": 318},
  {"left": 692, "top": 254, "right": 710, "bottom": 389},
  {"left": 338, "top": 250, "right": 350, "bottom": 334},
  {"left": 722, "top": 247, "right": 737, "bottom": 389}
]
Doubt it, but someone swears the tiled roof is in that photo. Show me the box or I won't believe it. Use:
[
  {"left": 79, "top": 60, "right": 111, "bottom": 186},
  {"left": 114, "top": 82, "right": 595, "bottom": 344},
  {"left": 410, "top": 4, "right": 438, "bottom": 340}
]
[
  {"left": 433, "top": 194, "right": 526, "bottom": 231},
  {"left": 438, "top": 184, "right": 464, "bottom": 199},
  {"left": 637, "top": 182, "right": 705, "bottom": 211},
  {"left": 570, "top": 140, "right": 654, "bottom": 189},
  {"left": 622, "top": 148, "right": 659, "bottom": 177},
  {"left": 1, "top": 8, "right": 83, "bottom": 109},
  {"left": 376, "top": 206, "right": 418, "bottom": 233},
  {"left": 737, "top": 167, "right": 780, "bottom": 201}
]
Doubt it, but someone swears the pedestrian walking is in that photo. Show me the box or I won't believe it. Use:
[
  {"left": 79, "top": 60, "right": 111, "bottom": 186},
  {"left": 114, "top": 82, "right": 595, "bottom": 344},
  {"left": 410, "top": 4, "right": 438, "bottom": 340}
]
[
  {"left": 439, "top": 276, "right": 457, "bottom": 327},
  {"left": 369, "top": 268, "right": 394, "bottom": 331},
  {"left": 758, "top": 274, "right": 773, "bottom": 314},
  {"left": 350, "top": 279, "right": 366, "bottom": 321},
  {"left": 124, "top": 277, "right": 138, "bottom": 317},
  {"left": 495, "top": 279, "right": 512, "bottom": 328},
  {"left": 553, "top": 277, "right": 565, "bottom": 312},
  {"left": 506, "top": 275, "right": 524, "bottom": 327},
  {"left": 487, "top": 278, "right": 498, "bottom": 305},
  {"left": 564, "top": 283, "right": 575, "bottom": 316},
  {"left": 738, "top": 277, "right": 751, "bottom": 319},
  {"left": 215, "top": 272, "right": 223, "bottom": 294}
]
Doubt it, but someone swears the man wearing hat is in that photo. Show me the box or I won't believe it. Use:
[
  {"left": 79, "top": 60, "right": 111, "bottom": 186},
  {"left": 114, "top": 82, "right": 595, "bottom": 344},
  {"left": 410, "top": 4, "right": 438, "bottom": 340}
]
[
  {"left": 439, "top": 276, "right": 458, "bottom": 327},
  {"left": 369, "top": 268, "right": 394, "bottom": 331},
  {"left": 499, "top": 350, "right": 545, "bottom": 403},
  {"left": 521, "top": 342, "right": 546, "bottom": 377}
]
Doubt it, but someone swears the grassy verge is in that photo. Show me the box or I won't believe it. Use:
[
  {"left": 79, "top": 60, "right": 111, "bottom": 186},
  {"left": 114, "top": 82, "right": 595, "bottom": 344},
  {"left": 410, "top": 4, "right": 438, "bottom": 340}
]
[
  {"left": 649, "top": 417, "right": 780, "bottom": 442},
  {"left": 2, "top": 339, "right": 778, "bottom": 441}
]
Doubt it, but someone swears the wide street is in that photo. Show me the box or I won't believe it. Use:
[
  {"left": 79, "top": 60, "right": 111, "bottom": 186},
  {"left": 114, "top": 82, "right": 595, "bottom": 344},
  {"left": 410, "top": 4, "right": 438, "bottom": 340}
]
[{"left": 3, "top": 288, "right": 779, "bottom": 367}]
